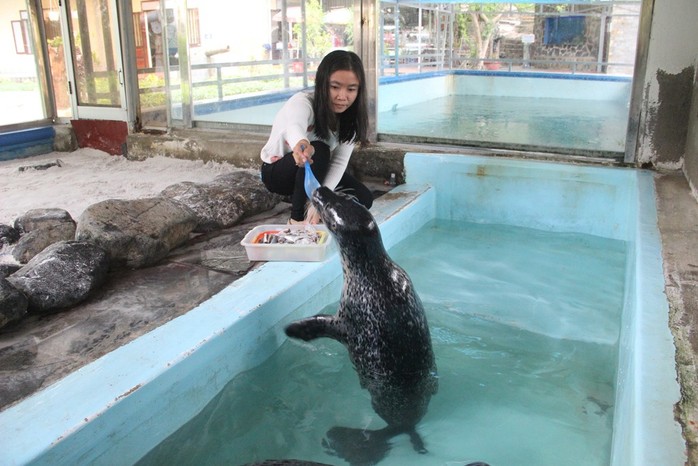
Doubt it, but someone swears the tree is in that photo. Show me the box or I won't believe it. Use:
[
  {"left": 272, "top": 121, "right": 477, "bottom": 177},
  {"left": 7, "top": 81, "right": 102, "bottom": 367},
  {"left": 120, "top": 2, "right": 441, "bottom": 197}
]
[
  {"left": 293, "top": 0, "right": 332, "bottom": 59},
  {"left": 460, "top": 4, "right": 504, "bottom": 69}
]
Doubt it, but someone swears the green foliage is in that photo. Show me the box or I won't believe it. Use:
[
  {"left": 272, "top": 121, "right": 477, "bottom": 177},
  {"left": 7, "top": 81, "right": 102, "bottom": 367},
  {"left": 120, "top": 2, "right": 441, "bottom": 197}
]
[
  {"left": 292, "top": 0, "right": 332, "bottom": 59},
  {"left": 136, "top": 67, "right": 305, "bottom": 109},
  {"left": 47, "top": 36, "right": 63, "bottom": 48},
  {"left": 0, "top": 79, "right": 39, "bottom": 92},
  {"left": 513, "top": 3, "right": 535, "bottom": 13},
  {"left": 455, "top": 13, "right": 476, "bottom": 57}
]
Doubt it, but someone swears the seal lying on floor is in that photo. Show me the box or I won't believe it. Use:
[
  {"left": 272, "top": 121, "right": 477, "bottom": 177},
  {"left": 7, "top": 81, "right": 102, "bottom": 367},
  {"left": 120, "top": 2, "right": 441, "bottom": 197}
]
[{"left": 285, "top": 187, "right": 438, "bottom": 463}]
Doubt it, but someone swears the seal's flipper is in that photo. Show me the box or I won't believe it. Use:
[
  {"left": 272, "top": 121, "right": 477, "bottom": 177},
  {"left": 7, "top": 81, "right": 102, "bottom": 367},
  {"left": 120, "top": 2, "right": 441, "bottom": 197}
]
[
  {"left": 407, "top": 427, "right": 427, "bottom": 454},
  {"left": 285, "top": 315, "right": 346, "bottom": 343},
  {"left": 322, "top": 426, "right": 393, "bottom": 465}
]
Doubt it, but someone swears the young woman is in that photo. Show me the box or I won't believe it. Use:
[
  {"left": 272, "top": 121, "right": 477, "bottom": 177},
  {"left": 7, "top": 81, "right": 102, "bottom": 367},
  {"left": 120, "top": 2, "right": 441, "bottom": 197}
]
[{"left": 260, "top": 50, "right": 372, "bottom": 224}]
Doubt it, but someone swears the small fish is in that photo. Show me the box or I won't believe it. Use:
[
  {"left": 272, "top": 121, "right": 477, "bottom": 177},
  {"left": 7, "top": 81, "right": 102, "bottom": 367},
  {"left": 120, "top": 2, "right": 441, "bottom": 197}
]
[{"left": 255, "top": 226, "right": 322, "bottom": 245}]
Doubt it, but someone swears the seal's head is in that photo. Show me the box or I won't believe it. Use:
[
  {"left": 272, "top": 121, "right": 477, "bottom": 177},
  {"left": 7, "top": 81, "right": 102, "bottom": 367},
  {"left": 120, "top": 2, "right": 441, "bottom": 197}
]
[
  {"left": 312, "top": 187, "right": 378, "bottom": 238},
  {"left": 311, "top": 187, "right": 386, "bottom": 261}
]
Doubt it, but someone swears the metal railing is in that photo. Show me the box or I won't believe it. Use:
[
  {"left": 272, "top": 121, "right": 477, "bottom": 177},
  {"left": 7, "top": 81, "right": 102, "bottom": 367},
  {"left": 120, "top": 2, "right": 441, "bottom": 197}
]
[
  {"left": 137, "top": 53, "right": 633, "bottom": 112},
  {"left": 137, "top": 58, "right": 314, "bottom": 107}
]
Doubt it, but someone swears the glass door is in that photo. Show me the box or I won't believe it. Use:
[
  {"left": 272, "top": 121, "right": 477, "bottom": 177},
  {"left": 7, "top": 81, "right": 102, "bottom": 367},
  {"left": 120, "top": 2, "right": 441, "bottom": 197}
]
[{"left": 63, "top": 0, "right": 127, "bottom": 120}]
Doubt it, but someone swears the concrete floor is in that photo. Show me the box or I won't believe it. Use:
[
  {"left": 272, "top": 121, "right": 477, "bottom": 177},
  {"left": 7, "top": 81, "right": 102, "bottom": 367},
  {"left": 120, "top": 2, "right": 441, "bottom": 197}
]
[
  {"left": 655, "top": 171, "right": 698, "bottom": 465},
  {"left": 0, "top": 161, "right": 696, "bottom": 464}
]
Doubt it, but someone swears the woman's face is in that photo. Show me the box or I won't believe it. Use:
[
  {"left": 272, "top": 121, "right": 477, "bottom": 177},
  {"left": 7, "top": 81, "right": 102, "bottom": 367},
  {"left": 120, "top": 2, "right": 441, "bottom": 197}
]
[{"left": 328, "top": 70, "right": 360, "bottom": 114}]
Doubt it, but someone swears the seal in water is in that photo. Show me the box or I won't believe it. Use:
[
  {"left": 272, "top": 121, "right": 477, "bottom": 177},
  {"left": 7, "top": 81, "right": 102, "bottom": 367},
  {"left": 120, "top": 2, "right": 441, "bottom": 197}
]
[
  {"left": 240, "top": 461, "right": 332, "bottom": 466},
  {"left": 240, "top": 460, "right": 489, "bottom": 466},
  {"left": 285, "top": 187, "right": 438, "bottom": 463}
]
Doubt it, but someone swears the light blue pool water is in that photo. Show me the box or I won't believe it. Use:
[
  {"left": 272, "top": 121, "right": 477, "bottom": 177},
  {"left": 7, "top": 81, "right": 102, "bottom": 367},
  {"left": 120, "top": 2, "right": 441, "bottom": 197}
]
[
  {"left": 377, "top": 72, "right": 631, "bottom": 156},
  {"left": 137, "top": 219, "right": 625, "bottom": 465},
  {"left": 0, "top": 153, "right": 684, "bottom": 466},
  {"left": 193, "top": 71, "right": 631, "bottom": 157},
  {"left": 378, "top": 94, "right": 629, "bottom": 154}
]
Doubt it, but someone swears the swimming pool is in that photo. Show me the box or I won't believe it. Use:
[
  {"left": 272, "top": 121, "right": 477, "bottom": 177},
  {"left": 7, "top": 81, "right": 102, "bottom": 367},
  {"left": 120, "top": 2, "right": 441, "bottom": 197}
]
[
  {"left": 377, "top": 72, "right": 632, "bottom": 157},
  {"left": 194, "top": 71, "right": 631, "bottom": 158},
  {"left": 137, "top": 219, "right": 626, "bottom": 465},
  {"left": 0, "top": 153, "right": 684, "bottom": 465}
]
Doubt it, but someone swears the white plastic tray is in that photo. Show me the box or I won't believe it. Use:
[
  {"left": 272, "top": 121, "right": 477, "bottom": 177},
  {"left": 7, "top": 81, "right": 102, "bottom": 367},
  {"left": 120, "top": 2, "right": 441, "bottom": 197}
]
[{"left": 240, "top": 224, "right": 333, "bottom": 262}]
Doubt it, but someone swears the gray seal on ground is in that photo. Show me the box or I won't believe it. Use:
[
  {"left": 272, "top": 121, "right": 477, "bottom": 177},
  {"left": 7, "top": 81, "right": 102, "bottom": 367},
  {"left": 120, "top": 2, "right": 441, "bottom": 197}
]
[{"left": 285, "top": 187, "right": 438, "bottom": 462}]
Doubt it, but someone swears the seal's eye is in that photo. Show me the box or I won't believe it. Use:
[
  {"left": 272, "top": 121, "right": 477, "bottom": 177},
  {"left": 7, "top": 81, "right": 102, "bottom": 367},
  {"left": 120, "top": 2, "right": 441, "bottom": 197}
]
[{"left": 328, "top": 209, "right": 343, "bottom": 230}]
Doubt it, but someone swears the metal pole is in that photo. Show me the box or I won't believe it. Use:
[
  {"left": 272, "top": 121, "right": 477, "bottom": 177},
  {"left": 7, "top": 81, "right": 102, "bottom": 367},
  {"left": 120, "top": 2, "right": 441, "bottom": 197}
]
[
  {"left": 359, "top": 0, "right": 378, "bottom": 142},
  {"left": 176, "top": 0, "right": 192, "bottom": 127},
  {"left": 624, "top": 0, "right": 655, "bottom": 165}
]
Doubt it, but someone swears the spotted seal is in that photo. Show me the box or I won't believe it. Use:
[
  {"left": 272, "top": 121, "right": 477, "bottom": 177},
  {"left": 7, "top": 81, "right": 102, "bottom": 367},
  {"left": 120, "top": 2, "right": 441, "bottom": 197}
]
[{"left": 285, "top": 187, "right": 438, "bottom": 462}]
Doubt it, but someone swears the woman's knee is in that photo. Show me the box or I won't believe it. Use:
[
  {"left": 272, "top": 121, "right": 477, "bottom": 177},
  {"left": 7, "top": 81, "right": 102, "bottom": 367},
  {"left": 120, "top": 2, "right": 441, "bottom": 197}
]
[{"left": 260, "top": 155, "right": 298, "bottom": 195}]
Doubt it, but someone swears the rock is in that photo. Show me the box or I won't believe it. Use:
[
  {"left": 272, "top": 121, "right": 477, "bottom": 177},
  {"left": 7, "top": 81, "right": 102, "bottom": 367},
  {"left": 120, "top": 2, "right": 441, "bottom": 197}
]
[
  {"left": 0, "top": 263, "right": 21, "bottom": 278},
  {"left": 7, "top": 241, "right": 109, "bottom": 314},
  {"left": 13, "top": 208, "right": 74, "bottom": 234},
  {"left": 12, "top": 225, "right": 77, "bottom": 264},
  {"left": 161, "top": 171, "right": 281, "bottom": 232},
  {"left": 75, "top": 197, "right": 198, "bottom": 269},
  {"left": 0, "top": 277, "right": 28, "bottom": 328},
  {"left": 11, "top": 209, "right": 76, "bottom": 264},
  {"left": 17, "top": 159, "right": 63, "bottom": 172},
  {"left": 0, "top": 224, "right": 20, "bottom": 246}
]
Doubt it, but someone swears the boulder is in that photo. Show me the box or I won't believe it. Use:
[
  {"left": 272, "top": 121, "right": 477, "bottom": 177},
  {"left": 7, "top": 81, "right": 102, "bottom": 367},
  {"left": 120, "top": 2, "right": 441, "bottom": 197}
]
[
  {"left": 11, "top": 209, "right": 76, "bottom": 264},
  {"left": 13, "top": 208, "right": 75, "bottom": 234},
  {"left": 0, "top": 224, "right": 20, "bottom": 246},
  {"left": 0, "top": 277, "right": 28, "bottom": 328},
  {"left": 161, "top": 170, "right": 281, "bottom": 232},
  {"left": 0, "top": 263, "right": 21, "bottom": 278},
  {"left": 7, "top": 241, "right": 109, "bottom": 315},
  {"left": 75, "top": 197, "right": 198, "bottom": 269}
]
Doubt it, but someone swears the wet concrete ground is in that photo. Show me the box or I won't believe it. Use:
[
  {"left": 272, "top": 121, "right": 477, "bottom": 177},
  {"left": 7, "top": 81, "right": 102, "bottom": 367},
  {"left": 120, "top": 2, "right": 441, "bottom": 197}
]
[
  {"left": 0, "top": 168, "right": 697, "bottom": 463},
  {"left": 655, "top": 171, "right": 698, "bottom": 464}
]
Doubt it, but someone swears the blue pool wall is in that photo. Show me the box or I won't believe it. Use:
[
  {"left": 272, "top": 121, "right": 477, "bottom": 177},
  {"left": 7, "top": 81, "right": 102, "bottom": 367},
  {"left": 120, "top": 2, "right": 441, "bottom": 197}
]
[
  {"left": 0, "top": 153, "right": 684, "bottom": 465},
  {"left": 377, "top": 71, "right": 632, "bottom": 113},
  {"left": 0, "top": 126, "right": 55, "bottom": 161},
  {"left": 403, "top": 152, "right": 635, "bottom": 240}
]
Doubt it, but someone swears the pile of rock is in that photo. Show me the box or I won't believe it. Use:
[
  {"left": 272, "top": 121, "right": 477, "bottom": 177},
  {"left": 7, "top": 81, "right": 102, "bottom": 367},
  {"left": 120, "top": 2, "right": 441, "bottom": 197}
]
[{"left": 0, "top": 170, "right": 280, "bottom": 329}]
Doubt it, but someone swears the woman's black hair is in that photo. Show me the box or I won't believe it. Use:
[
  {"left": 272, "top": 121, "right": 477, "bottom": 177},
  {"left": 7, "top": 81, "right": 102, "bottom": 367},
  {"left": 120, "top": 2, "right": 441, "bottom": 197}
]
[{"left": 313, "top": 50, "right": 369, "bottom": 145}]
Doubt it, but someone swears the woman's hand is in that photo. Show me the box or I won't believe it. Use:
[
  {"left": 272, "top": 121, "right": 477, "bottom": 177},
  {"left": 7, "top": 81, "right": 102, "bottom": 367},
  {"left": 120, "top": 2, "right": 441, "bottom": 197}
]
[
  {"left": 305, "top": 203, "right": 322, "bottom": 225},
  {"left": 292, "top": 140, "right": 314, "bottom": 166}
]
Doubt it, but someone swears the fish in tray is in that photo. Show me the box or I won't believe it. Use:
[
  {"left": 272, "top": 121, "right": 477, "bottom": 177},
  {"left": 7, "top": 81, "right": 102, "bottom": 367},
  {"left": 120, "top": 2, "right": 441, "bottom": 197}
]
[{"left": 254, "top": 225, "right": 325, "bottom": 245}]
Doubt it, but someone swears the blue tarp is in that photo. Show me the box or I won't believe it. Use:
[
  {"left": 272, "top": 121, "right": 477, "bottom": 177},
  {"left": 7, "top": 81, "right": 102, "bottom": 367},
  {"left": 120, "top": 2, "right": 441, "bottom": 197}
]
[{"left": 544, "top": 15, "right": 586, "bottom": 45}]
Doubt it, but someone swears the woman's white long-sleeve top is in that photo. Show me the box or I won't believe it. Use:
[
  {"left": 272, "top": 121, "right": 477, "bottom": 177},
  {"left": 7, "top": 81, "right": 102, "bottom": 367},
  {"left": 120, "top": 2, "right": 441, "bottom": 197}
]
[{"left": 260, "top": 91, "right": 354, "bottom": 191}]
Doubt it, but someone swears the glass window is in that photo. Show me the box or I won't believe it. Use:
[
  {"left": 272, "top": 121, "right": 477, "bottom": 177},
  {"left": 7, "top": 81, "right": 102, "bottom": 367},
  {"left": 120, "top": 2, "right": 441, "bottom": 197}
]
[
  {"left": 42, "top": 0, "right": 72, "bottom": 118},
  {"left": 376, "top": 1, "right": 642, "bottom": 157},
  {"left": 129, "top": 0, "right": 642, "bottom": 158},
  {"left": 133, "top": 0, "right": 355, "bottom": 129},
  {"left": 0, "top": 1, "right": 47, "bottom": 125},
  {"left": 67, "top": 0, "right": 122, "bottom": 108}
]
